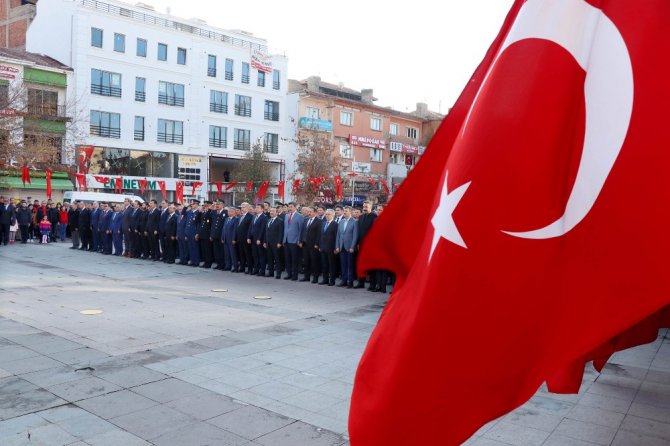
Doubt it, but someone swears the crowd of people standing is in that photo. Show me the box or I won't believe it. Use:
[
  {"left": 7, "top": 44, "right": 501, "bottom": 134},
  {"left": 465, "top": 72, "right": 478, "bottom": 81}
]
[{"left": 0, "top": 195, "right": 390, "bottom": 292}]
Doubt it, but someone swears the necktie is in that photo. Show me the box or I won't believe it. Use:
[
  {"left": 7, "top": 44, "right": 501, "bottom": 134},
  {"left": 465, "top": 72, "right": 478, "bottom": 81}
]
[
  {"left": 268, "top": 218, "right": 274, "bottom": 228},
  {"left": 288, "top": 212, "right": 293, "bottom": 225},
  {"left": 325, "top": 221, "right": 329, "bottom": 231}
]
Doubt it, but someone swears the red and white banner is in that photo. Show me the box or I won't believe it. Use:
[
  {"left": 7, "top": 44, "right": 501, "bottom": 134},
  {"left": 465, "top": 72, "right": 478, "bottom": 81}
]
[
  {"left": 349, "top": 135, "right": 386, "bottom": 150},
  {"left": 250, "top": 49, "right": 273, "bottom": 73}
]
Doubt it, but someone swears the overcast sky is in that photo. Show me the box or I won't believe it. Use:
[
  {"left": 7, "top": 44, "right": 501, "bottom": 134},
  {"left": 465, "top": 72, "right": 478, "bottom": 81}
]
[{"left": 148, "top": 0, "right": 514, "bottom": 114}]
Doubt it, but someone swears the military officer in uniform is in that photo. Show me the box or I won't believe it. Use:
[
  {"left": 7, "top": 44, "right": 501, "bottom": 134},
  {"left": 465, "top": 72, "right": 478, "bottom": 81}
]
[
  {"left": 210, "top": 200, "right": 226, "bottom": 269},
  {"left": 177, "top": 202, "right": 189, "bottom": 265},
  {"left": 184, "top": 199, "right": 201, "bottom": 267},
  {"left": 199, "top": 201, "right": 214, "bottom": 268}
]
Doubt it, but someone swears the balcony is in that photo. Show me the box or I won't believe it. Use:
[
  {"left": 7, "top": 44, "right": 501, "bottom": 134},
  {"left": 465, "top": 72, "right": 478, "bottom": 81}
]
[
  {"left": 234, "top": 106, "right": 251, "bottom": 117},
  {"left": 91, "top": 84, "right": 122, "bottom": 98},
  {"left": 158, "top": 94, "right": 184, "bottom": 107},
  {"left": 257, "top": 78, "right": 265, "bottom": 88},
  {"left": 273, "top": 81, "right": 280, "bottom": 90},
  {"left": 210, "top": 103, "right": 228, "bottom": 114},
  {"left": 225, "top": 71, "right": 233, "bottom": 81},
  {"left": 207, "top": 68, "right": 216, "bottom": 77},
  {"left": 157, "top": 132, "right": 183, "bottom": 144},
  {"left": 298, "top": 117, "right": 332, "bottom": 132},
  {"left": 241, "top": 75, "right": 249, "bottom": 84},
  {"left": 233, "top": 141, "right": 250, "bottom": 151},
  {"left": 209, "top": 138, "right": 227, "bottom": 148},
  {"left": 90, "top": 125, "right": 120, "bottom": 138},
  {"left": 135, "top": 91, "right": 145, "bottom": 102},
  {"left": 25, "top": 104, "right": 68, "bottom": 120},
  {"left": 264, "top": 144, "right": 278, "bottom": 154},
  {"left": 134, "top": 130, "right": 144, "bottom": 141},
  {"left": 264, "top": 111, "right": 279, "bottom": 122}
]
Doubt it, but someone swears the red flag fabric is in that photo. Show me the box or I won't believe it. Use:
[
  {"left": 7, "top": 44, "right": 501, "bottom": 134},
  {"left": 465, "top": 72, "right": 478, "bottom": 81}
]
[
  {"left": 278, "top": 180, "right": 285, "bottom": 202},
  {"left": 246, "top": 181, "right": 253, "bottom": 192},
  {"left": 139, "top": 179, "right": 148, "bottom": 195},
  {"left": 225, "top": 182, "right": 239, "bottom": 192},
  {"left": 255, "top": 181, "right": 270, "bottom": 201},
  {"left": 45, "top": 169, "right": 52, "bottom": 199},
  {"left": 334, "top": 175, "right": 343, "bottom": 200},
  {"left": 379, "top": 178, "right": 390, "bottom": 195},
  {"left": 214, "top": 181, "right": 223, "bottom": 198},
  {"left": 157, "top": 181, "right": 167, "bottom": 200},
  {"left": 175, "top": 181, "right": 184, "bottom": 204},
  {"left": 191, "top": 181, "right": 203, "bottom": 197},
  {"left": 21, "top": 167, "right": 31, "bottom": 187},
  {"left": 350, "top": 1, "right": 670, "bottom": 445},
  {"left": 93, "top": 175, "right": 110, "bottom": 184},
  {"left": 78, "top": 146, "right": 94, "bottom": 174},
  {"left": 292, "top": 179, "right": 300, "bottom": 194},
  {"left": 366, "top": 177, "right": 376, "bottom": 190},
  {"left": 114, "top": 177, "right": 123, "bottom": 193},
  {"left": 74, "top": 174, "right": 86, "bottom": 191}
]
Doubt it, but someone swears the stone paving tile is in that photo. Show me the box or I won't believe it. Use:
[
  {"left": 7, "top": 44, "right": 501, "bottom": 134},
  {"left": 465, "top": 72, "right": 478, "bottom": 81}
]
[
  {"left": 254, "top": 420, "right": 345, "bottom": 446},
  {"left": 628, "top": 401, "right": 670, "bottom": 424},
  {"left": 247, "top": 381, "right": 305, "bottom": 401},
  {"left": 92, "top": 365, "right": 167, "bottom": 388},
  {"left": 300, "top": 412, "right": 348, "bottom": 435},
  {"left": 483, "top": 421, "right": 550, "bottom": 445},
  {"left": 541, "top": 433, "right": 597, "bottom": 446},
  {"left": 165, "top": 390, "right": 244, "bottom": 420},
  {"left": 0, "top": 413, "right": 49, "bottom": 439},
  {"left": 76, "top": 390, "right": 158, "bottom": 420},
  {"left": 0, "top": 355, "right": 63, "bottom": 375},
  {"left": 213, "top": 369, "right": 270, "bottom": 389},
  {"left": 282, "top": 390, "right": 343, "bottom": 413},
  {"left": 619, "top": 414, "right": 670, "bottom": 441},
  {"left": 19, "top": 366, "right": 88, "bottom": 388},
  {"left": 55, "top": 412, "right": 118, "bottom": 440},
  {"left": 575, "top": 392, "right": 632, "bottom": 414},
  {"left": 192, "top": 335, "right": 245, "bottom": 350},
  {"left": 131, "top": 377, "right": 206, "bottom": 403},
  {"left": 46, "top": 347, "right": 111, "bottom": 365},
  {"left": 198, "top": 379, "right": 242, "bottom": 396},
  {"left": 84, "top": 428, "right": 151, "bottom": 446},
  {"left": 208, "top": 405, "right": 295, "bottom": 440},
  {"left": 0, "top": 376, "right": 40, "bottom": 395},
  {"left": 110, "top": 404, "right": 197, "bottom": 441},
  {"left": 0, "top": 388, "right": 66, "bottom": 420},
  {"left": 565, "top": 404, "right": 625, "bottom": 428},
  {"left": 0, "top": 422, "right": 78, "bottom": 446},
  {"left": 38, "top": 404, "right": 90, "bottom": 423},
  {"left": 553, "top": 418, "right": 617, "bottom": 445},
  {"left": 46, "top": 376, "right": 122, "bottom": 402},
  {"left": 153, "top": 421, "right": 249, "bottom": 446},
  {"left": 611, "top": 429, "right": 670, "bottom": 446}
]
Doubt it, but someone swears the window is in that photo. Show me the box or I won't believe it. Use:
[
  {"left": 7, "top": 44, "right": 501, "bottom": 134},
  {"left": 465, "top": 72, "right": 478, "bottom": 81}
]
[
  {"left": 91, "top": 69, "right": 122, "bottom": 97},
  {"left": 91, "top": 27, "right": 103, "bottom": 48},
  {"left": 241, "top": 62, "right": 250, "bottom": 84},
  {"left": 135, "top": 77, "right": 146, "bottom": 102},
  {"left": 90, "top": 110, "right": 121, "bottom": 138},
  {"left": 27, "top": 89, "right": 58, "bottom": 116},
  {"left": 264, "top": 133, "right": 278, "bottom": 154},
  {"left": 234, "top": 94, "right": 251, "bottom": 117},
  {"left": 134, "top": 116, "right": 144, "bottom": 141},
  {"left": 390, "top": 123, "right": 399, "bottom": 136},
  {"left": 305, "top": 107, "right": 319, "bottom": 119},
  {"left": 114, "top": 33, "right": 125, "bottom": 52},
  {"left": 234, "top": 128, "right": 250, "bottom": 150},
  {"left": 158, "top": 81, "right": 185, "bottom": 106},
  {"left": 157, "top": 43, "right": 167, "bottom": 61},
  {"left": 210, "top": 90, "right": 228, "bottom": 113},
  {"left": 264, "top": 100, "right": 279, "bottom": 121},
  {"left": 177, "top": 47, "right": 187, "bottom": 65},
  {"left": 390, "top": 152, "right": 402, "bottom": 164},
  {"left": 406, "top": 126, "right": 418, "bottom": 140},
  {"left": 370, "top": 117, "right": 382, "bottom": 131},
  {"left": 179, "top": 166, "right": 201, "bottom": 185},
  {"left": 405, "top": 154, "right": 415, "bottom": 166},
  {"left": 340, "top": 111, "right": 353, "bottom": 126},
  {"left": 370, "top": 148, "right": 383, "bottom": 162},
  {"left": 157, "top": 119, "right": 183, "bottom": 144},
  {"left": 340, "top": 143, "right": 352, "bottom": 159},
  {"left": 207, "top": 55, "right": 216, "bottom": 77},
  {"left": 225, "top": 58, "right": 233, "bottom": 80},
  {"left": 0, "top": 84, "right": 8, "bottom": 107},
  {"left": 257, "top": 70, "right": 265, "bottom": 87},
  {"left": 272, "top": 70, "right": 280, "bottom": 90},
  {"left": 136, "top": 38, "right": 147, "bottom": 57},
  {"left": 209, "top": 125, "right": 227, "bottom": 148}
]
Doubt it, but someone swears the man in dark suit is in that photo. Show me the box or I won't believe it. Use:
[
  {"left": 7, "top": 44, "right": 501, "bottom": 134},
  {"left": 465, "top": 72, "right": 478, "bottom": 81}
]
[
  {"left": 319, "top": 209, "right": 338, "bottom": 286},
  {"left": 68, "top": 201, "right": 81, "bottom": 249},
  {"left": 110, "top": 204, "right": 123, "bottom": 255},
  {"left": 265, "top": 207, "right": 284, "bottom": 279},
  {"left": 100, "top": 203, "right": 113, "bottom": 254},
  {"left": 177, "top": 203, "right": 189, "bottom": 265},
  {"left": 47, "top": 203, "right": 59, "bottom": 243},
  {"left": 300, "top": 206, "right": 323, "bottom": 283},
  {"left": 247, "top": 204, "right": 268, "bottom": 276},
  {"left": 164, "top": 203, "right": 178, "bottom": 264},
  {"left": 222, "top": 206, "right": 239, "bottom": 271},
  {"left": 129, "top": 200, "right": 141, "bottom": 258},
  {"left": 90, "top": 202, "right": 101, "bottom": 251},
  {"left": 0, "top": 196, "right": 16, "bottom": 246},
  {"left": 356, "top": 201, "right": 378, "bottom": 289},
  {"left": 185, "top": 200, "right": 201, "bottom": 266},
  {"left": 209, "top": 200, "right": 226, "bottom": 269},
  {"left": 199, "top": 201, "right": 214, "bottom": 268},
  {"left": 79, "top": 203, "right": 91, "bottom": 250},
  {"left": 235, "top": 202, "right": 253, "bottom": 274},
  {"left": 121, "top": 198, "right": 133, "bottom": 256},
  {"left": 335, "top": 206, "right": 358, "bottom": 288},
  {"left": 146, "top": 200, "right": 161, "bottom": 260},
  {"left": 138, "top": 202, "right": 149, "bottom": 258},
  {"left": 158, "top": 200, "right": 169, "bottom": 261},
  {"left": 282, "top": 202, "right": 305, "bottom": 281}
]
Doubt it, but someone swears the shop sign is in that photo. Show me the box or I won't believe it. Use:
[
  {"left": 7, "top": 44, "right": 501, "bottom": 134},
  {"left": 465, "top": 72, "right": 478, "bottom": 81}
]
[
  {"left": 178, "top": 155, "right": 203, "bottom": 168},
  {"left": 251, "top": 49, "right": 273, "bottom": 73},
  {"left": 87, "top": 175, "right": 179, "bottom": 191},
  {"left": 350, "top": 135, "right": 386, "bottom": 149},
  {"left": 0, "top": 65, "right": 19, "bottom": 79},
  {"left": 352, "top": 162, "right": 372, "bottom": 174},
  {"left": 390, "top": 141, "right": 419, "bottom": 154}
]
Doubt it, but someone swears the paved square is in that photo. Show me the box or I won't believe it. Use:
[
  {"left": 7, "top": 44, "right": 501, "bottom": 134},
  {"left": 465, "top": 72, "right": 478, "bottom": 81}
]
[{"left": 1, "top": 243, "right": 670, "bottom": 445}]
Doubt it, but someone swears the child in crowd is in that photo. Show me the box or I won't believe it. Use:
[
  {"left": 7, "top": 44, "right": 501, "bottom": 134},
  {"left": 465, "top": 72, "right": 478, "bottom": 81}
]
[
  {"left": 39, "top": 216, "right": 51, "bottom": 244},
  {"left": 9, "top": 219, "right": 17, "bottom": 244}
]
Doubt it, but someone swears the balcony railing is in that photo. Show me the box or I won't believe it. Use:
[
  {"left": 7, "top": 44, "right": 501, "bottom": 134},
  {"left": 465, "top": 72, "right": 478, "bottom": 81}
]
[
  {"left": 209, "top": 138, "right": 227, "bottom": 148},
  {"left": 207, "top": 68, "right": 216, "bottom": 77},
  {"left": 25, "top": 104, "right": 67, "bottom": 118},
  {"left": 234, "top": 106, "right": 251, "bottom": 117},
  {"left": 264, "top": 111, "right": 279, "bottom": 122},
  {"left": 264, "top": 144, "right": 278, "bottom": 154},
  {"left": 209, "top": 103, "right": 228, "bottom": 113},
  {"left": 233, "top": 141, "right": 250, "bottom": 151},
  {"left": 157, "top": 132, "right": 183, "bottom": 144},
  {"left": 135, "top": 91, "right": 145, "bottom": 102},
  {"left": 273, "top": 81, "right": 280, "bottom": 90},
  {"left": 241, "top": 75, "right": 249, "bottom": 84},
  {"left": 134, "top": 130, "right": 144, "bottom": 141},
  {"left": 158, "top": 94, "right": 184, "bottom": 107},
  {"left": 257, "top": 78, "right": 265, "bottom": 87},
  {"left": 225, "top": 71, "right": 233, "bottom": 81},
  {"left": 91, "top": 84, "right": 122, "bottom": 97},
  {"left": 90, "top": 125, "right": 121, "bottom": 138}
]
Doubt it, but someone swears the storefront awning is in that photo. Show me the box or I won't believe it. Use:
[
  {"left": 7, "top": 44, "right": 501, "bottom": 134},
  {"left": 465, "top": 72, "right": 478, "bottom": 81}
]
[{"left": 0, "top": 177, "right": 74, "bottom": 190}]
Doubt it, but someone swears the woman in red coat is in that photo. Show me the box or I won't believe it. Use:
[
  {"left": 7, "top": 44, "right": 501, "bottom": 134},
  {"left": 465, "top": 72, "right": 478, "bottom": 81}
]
[{"left": 58, "top": 204, "right": 69, "bottom": 242}]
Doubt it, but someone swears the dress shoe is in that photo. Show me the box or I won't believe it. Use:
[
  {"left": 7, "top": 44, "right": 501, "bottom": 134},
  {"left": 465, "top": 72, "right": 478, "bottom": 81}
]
[
  {"left": 354, "top": 282, "right": 365, "bottom": 289},
  {"left": 299, "top": 278, "right": 309, "bottom": 282},
  {"left": 347, "top": 284, "right": 354, "bottom": 289},
  {"left": 275, "top": 275, "right": 282, "bottom": 279},
  {"left": 328, "top": 282, "right": 335, "bottom": 286},
  {"left": 367, "top": 287, "right": 377, "bottom": 292},
  {"left": 319, "top": 280, "right": 328, "bottom": 285},
  {"left": 284, "top": 276, "right": 292, "bottom": 280},
  {"left": 378, "top": 288, "right": 387, "bottom": 293},
  {"left": 337, "top": 282, "right": 348, "bottom": 287},
  {"left": 311, "top": 279, "right": 319, "bottom": 284}
]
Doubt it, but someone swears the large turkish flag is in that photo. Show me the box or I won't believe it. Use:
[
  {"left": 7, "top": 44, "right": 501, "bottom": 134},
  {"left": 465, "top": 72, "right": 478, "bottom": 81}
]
[{"left": 350, "top": 0, "right": 670, "bottom": 445}]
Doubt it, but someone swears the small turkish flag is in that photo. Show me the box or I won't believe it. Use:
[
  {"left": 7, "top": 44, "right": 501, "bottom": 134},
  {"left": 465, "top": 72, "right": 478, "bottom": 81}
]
[
  {"left": 292, "top": 179, "right": 300, "bottom": 194},
  {"left": 191, "top": 181, "right": 203, "bottom": 197},
  {"left": 157, "top": 181, "right": 167, "bottom": 200},
  {"left": 278, "top": 180, "right": 285, "bottom": 202},
  {"left": 225, "top": 182, "right": 239, "bottom": 192},
  {"left": 114, "top": 177, "right": 123, "bottom": 193},
  {"left": 45, "top": 169, "right": 52, "bottom": 199},
  {"left": 255, "top": 181, "right": 270, "bottom": 201},
  {"left": 334, "top": 175, "right": 343, "bottom": 200},
  {"left": 350, "top": 1, "right": 670, "bottom": 445},
  {"left": 21, "top": 167, "right": 31, "bottom": 187},
  {"left": 175, "top": 181, "right": 184, "bottom": 204},
  {"left": 246, "top": 181, "right": 253, "bottom": 192},
  {"left": 74, "top": 174, "right": 86, "bottom": 191},
  {"left": 214, "top": 181, "right": 223, "bottom": 198},
  {"left": 139, "top": 179, "right": 148, "bottom": 195}
]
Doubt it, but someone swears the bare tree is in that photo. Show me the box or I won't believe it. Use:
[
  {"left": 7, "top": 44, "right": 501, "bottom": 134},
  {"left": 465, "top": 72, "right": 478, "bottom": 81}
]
[
  {"left": 234, "top": 142, "right": 273, "bottom": 203},
  {"left": 294, "top": 129, "right": 342, "bottom": 204}
]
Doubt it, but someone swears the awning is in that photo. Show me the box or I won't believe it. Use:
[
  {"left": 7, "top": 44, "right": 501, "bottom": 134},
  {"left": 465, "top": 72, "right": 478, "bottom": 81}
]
[{"left": 0, "top": 177, "right": 73, "bottom": 190}]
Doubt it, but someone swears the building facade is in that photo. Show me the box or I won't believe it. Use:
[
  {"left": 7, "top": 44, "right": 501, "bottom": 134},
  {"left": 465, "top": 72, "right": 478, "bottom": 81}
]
[
  {"left": 289, "top": 76, "right": 442, "bottom": 204},
  {"left": 0, "top": 48, "right": 74, "bottom": 201},
  {"left": 0, "top": 0, "right": 37, "bottom": 49},
  {"left": 27, "top": 0, "right": 290, "bottom": 203}
]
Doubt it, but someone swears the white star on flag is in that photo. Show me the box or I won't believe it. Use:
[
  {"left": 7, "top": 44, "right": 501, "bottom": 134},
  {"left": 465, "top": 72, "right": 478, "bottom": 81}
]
[{"left": 430, "top": 172, "right": 471, "bottom": 260}]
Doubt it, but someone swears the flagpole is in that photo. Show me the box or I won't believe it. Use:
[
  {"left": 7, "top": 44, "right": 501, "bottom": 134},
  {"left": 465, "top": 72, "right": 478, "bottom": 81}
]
[{"left": 351, "top": 155, "right": 355, "bottom": 206}]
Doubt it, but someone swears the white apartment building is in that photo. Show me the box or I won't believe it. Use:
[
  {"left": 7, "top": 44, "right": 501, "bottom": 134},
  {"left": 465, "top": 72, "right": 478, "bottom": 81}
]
[{"left": 26, "top": 0, "right": 290, "bottom": 203}]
